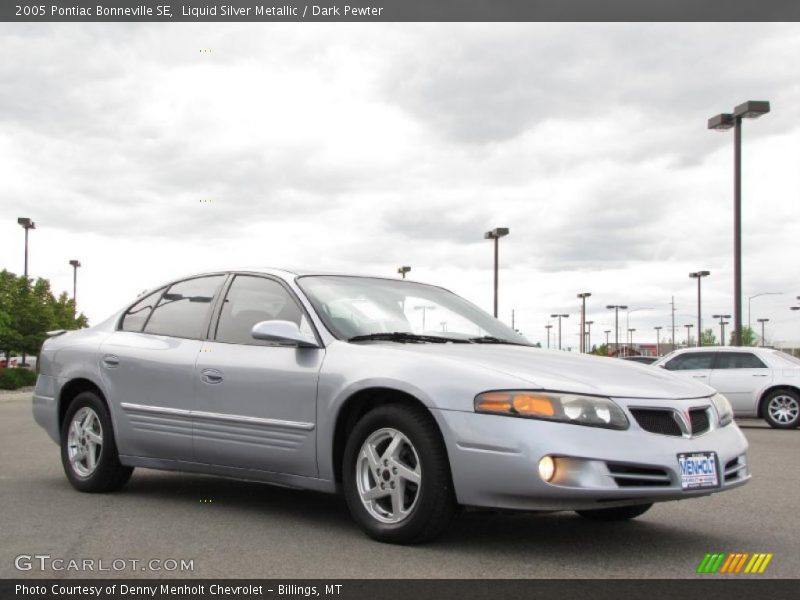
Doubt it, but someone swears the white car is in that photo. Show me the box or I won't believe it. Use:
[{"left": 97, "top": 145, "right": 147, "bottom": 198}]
[{"left": 652, "top": 347, "right": 800, "bottom": 429}]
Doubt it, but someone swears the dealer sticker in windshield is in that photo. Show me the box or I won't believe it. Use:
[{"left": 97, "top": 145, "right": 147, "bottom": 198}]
[{"left": 678, "top": 452, "right": 719, "bottom": 490}]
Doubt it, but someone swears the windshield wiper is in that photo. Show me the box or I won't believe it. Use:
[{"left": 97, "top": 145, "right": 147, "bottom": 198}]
[
  {"left": 467, "top": 336, "right": 530, "bottom": 346},
  {"left": 348, "top": 332, "right": 468, "bottom": 344}
]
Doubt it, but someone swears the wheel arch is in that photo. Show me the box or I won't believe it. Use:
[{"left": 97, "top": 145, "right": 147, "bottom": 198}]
[
  {"left": 331, "top": 386, "right": 445, "bottom": 484},
  {"left": 758, "top": 384, "right": 800, "bottom": 417},
  {"left": 58, "top": 377, "right": 109, "bottom": 433}
]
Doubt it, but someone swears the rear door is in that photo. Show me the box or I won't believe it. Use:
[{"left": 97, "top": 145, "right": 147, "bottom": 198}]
[
  {"left": 193, "top": 274, "right": 323, "bottom": 477},
  {"left": 100, "top": 275, "right": 226, "bottom": 461},
  {"left": 710, "top": 351, "right": 772, "bottom": 415},
  {"left": 662, "top": 352, "right": 716, "bottom": 387}
]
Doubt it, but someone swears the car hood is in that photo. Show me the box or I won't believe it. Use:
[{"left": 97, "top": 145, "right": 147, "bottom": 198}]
[{"left": 377, "top": 343, "right": 714, "bottom": 400}]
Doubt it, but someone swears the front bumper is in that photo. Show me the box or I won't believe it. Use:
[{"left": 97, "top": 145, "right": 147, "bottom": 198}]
[{"left": 430, "top": 399, "right": 750, "bottom": 511}]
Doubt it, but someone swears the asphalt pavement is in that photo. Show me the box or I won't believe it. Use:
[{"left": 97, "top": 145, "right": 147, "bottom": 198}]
[{"left": 1, "top": 391, "right": 797, "bottom": 579}]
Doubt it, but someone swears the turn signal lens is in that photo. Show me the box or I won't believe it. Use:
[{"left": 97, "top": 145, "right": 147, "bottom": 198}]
[
  {"left": 475, "top": 392, "right": 513, "bottom": 413},
  {"left": 539, "top": 456, "right": 556, "bottom": 482},
  {"left": 513, "top": 394, "right": 556, "bottom": 417}
]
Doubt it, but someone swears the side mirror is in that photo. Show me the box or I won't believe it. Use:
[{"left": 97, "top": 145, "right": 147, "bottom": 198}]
[{"left": 251, "top": 320, "right": 319, "bottom": 348}]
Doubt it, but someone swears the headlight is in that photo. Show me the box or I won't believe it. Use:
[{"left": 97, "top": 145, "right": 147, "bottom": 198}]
[
  {"left": 711, "top": 393, "right": 733, "bottom": 427},
  {"left": 474, "top": 390, "right": 629, "bottom": 430}
]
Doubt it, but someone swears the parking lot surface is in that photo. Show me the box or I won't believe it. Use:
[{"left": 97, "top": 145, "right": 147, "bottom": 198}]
[{"left": 1, "top": 391, "right": 797, "bottom": 579}]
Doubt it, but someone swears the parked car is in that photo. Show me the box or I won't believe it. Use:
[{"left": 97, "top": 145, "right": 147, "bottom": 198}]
[
  {"left": 620, "top": 355, "right": 658, "bottom": 365},
  {"left": 33, "top": 270, "right": 749, "bottom": 543},
  {"left": 652, "top": 347, "right": 800, "bottom": 429}
]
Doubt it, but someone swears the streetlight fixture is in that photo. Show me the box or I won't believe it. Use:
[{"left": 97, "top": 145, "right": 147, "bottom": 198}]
[
  {"left": 585, "top": 320, "right": 594, "bottom": 353},
  {"left": 545, "top": 324, "right": 553, "bottom": 349},
  {"left": 606, "top": 305, "right": 628, "bottom": 357},
  {"left": 69, "top": 260, "right": 81, "bottom": 311},
  {"left": 397, "top": 266, "right": 411, "bottom": 279},
  {"left": 484, "top": 227, "right": 509, "bottom": 318},
  {"left": 757, "top": 318, "right": 769, "bottom": 347},
  {"left": 550, "top": 313, "right": 569, "bottom": 350},
  {"left": 689, "top": 271, "right": 711, "bottom": 346},
  {"left": 684, "top": 324, "right": 694, "bottom": 347},
  {"left": 654, "top": 326, "right": 663, "bottom": 356},
  {"left": 708, "top": 100, "right": 770, "bottom": 346},
  {"left": 577, "top": 292, "right": 591, "bottom": 353},
  {"left": 747, "top": 292, "right": 782, "bottom": 329},
  {"left": 17, "top": 217, "right": 36, "bottom": 277},
  {"left": 712, "top": 314, "right": 731, "bottom": 346}
]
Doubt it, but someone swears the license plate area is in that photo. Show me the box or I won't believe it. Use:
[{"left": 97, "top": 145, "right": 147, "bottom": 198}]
[{"left": 677, "top": 452, "right": 719, "bottom": 490}]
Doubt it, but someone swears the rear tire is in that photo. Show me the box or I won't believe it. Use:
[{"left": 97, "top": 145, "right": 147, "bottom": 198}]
[
  {"left": 762, "top": 389, "right": 800, "bottom": 429},
  {"left": 576, "top": 503, "right": 653, "bottom": 521},
  {"left": 60, "top": 390, "right": 133, "bottom": 493},
  {"left": 342, "top": 403, "right": 456, "bottom": 544}
]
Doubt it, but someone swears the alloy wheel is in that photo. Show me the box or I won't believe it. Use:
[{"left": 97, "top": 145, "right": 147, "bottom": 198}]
[
  {"left": 67, "top": 406, "right": 104, "bottom": 477},
  {"left": 767, "top": 395, "right": 799, "bottom": 425}
]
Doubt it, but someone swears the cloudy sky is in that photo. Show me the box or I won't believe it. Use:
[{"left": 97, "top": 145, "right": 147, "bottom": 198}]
[{"left": 1, "top": 23, "right": 799, "bottom": 348}]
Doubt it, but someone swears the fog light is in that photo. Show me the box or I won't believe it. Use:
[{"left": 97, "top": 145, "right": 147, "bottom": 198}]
[{"left": 539, "top": 455, "right": 555, "bottom": 482}]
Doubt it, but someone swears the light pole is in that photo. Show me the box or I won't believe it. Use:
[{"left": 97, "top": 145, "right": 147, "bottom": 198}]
[
  {"left": 397, "top": 266, "right": 411, "bottom": 279},
  {"left": 585, "top": 320, "right": 594, "bottom": 353},
  {"left": 604, "top": 330, "right": 611, "bottom": 350},
  {"left": 69, "top": 260, "right": 81, "bottom": 312},
  {"left": 689, "top": 271, "right": 711, "bottom": 346},
  {"left": 721, "top": 321, "right": 729, "bottom": 344},
  {"left": 712, "top": 314, "right": 731, "bottom": 346},
  {"left": 414, "top": 305, "right": 435, "bottom": 331},
  {"left": 577, "top": 292, "right": 591, "bottom": 353},
  {"left": 484, "top": 227, "right": 509, "bottom": 318},
  {"left": 747, "top": 292, "right": 782, "bottom": 330},
  {"left": 654, "top": 326, "right": 662, "bottom": 356},
  {"left": 757, "top": 318, "right": 769, "bottom": 347},
  {"left": 17, "top": 217, "right": 36, "bottom": 277},
  {"left": 545, "top": 324, "right": 553, "bottom": 349},
  {"left": 685, "top": 324, "right": 694, "bottom": 347},
  {"left": 606, "top": 305, "right": 628, "bottom": 357},
  {"left": 550, "top": 313, "right": 569, "bottom": 350},
  {"left": 628, "top": 328, "right": 636, "bottom": 352},
  {"left": 709, "top": 100, "right": 770, "bottom": 346}
]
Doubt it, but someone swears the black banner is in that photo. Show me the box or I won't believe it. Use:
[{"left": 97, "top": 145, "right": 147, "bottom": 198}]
[
  {"left": 2, "top": 580, "right": 799, "bottom": 600},
  {"left": 3, "top": 0, "right": 800, "bottom": 22}
]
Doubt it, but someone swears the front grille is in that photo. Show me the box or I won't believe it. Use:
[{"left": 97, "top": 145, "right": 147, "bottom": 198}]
[
  {"left": 630, "top": 409, "right": 682, "bottom": 437},
  {"left": 607, "top": 463, "right": 672, "bottom": 487},
  {"left": 690, "top": 408, "right": 710, "bottom": 435}
]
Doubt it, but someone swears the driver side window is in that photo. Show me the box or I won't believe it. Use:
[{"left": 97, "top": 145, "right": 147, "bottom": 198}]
[{"left": 215, "top": 276, "right": 310, "bottom": 345}]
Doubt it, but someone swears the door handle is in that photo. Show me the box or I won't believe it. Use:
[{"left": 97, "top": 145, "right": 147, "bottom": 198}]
[
  {"left": 201, "top": 369, "right": 223, "bottom": 384},
  {"left": 692, "top": 375, "right": 707, "bottom": 378},
  {"left": 102, "top": 354, "right": 120, "bottom": 368},
  {"left": 752, "top": 374, "right": 768, "bottom": 377}
]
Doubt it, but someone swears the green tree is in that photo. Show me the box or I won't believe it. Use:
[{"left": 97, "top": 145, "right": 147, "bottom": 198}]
[
  {"left": 701, "top": 328, "right": 717, "bottom": 347},
  {"left": 729, "top": 326, "right": 757, "bottom": 347},
  {"left": 593, "top": 344, "right": 609, "bottom": 356}
]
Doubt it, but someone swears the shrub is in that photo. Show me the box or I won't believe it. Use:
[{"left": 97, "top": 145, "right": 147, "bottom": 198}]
[{"left": 0, "top": 367, "right": 37, "bottom": 390}]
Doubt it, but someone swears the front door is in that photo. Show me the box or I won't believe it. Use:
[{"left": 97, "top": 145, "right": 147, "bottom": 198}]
[
  {"left": 662, "top": 351, "right": 717, "bottom": 388},
  {"left": 710, "top": 351, "right": 772, "bottom": 415},
  {"left": 193, "top": 274, "right": 323, "bottom": 477}
]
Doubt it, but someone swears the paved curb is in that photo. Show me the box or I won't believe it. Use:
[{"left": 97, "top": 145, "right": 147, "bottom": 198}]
[{"left": 0, "top": 388, "right": 34, "bottom": 402}]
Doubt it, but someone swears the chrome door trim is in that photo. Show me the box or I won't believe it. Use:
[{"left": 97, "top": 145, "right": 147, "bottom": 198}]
[{"left": 120, "top": 402, "right": 315, "bottom": 431}]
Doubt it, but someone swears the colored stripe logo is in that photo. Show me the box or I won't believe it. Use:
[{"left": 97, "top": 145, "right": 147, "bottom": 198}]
[{"left": 696, "top": 552, "right": 773, "bottom": 574}]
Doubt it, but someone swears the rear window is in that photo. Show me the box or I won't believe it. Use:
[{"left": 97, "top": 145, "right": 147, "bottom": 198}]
[
  {"left": 715, "top": 352, "right": 767, "bottom": 369},
  {"left": 664, "top": 352, "right": 715, "bottom": 371}
]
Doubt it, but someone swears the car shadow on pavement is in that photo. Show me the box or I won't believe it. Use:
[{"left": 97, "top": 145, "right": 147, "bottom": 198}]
[{"left": 118, "top": 469, "right": 749, "bottom": 558}]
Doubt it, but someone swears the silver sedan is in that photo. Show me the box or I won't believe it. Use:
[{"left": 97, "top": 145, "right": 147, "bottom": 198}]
[{"left": 33, "top": 270, "right": 749, "bottom": 543}]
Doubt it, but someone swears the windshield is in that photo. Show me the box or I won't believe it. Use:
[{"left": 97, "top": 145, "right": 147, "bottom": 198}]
[{"left": 297, "top": 276, "right": 530, "bottom": 345}]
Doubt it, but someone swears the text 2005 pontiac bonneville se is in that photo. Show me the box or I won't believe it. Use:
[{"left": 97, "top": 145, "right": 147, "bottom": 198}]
[{"left": 33, "top": 270, "right": 749, "bottom": 543}]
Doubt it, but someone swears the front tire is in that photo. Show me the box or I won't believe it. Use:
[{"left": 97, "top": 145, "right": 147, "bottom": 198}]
[
  {"left": 762, "top": 390, "right": 800, "bottom": 429},
  {"left": 576, "top": 503, "right": 653, "bottom": 521},
  {"left": 60, "top": 391, "right": 133, "bottom": 493},
  {"left": 342, "top": 403, "right": 456, "bottom": 544}
]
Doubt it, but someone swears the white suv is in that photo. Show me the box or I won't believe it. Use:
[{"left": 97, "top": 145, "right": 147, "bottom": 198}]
[{"left": 653, "top": 347, "right": 800, "bottom": 429}]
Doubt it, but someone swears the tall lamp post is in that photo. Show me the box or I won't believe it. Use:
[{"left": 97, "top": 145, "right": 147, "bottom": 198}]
[
  {"left": 585, "top": 320, "right": 594, "bottom": 353},
  {"left": 397, "top": 266, "right": 411, "bottom": 279},
  {"left": 709, "top": 100, "right": 770, "bottom": 346},
  {"left": 17, "top": 217, "right": 36, "bottom": 277},
  {"left": 628, "top": 328, "right": 636, "bottom": 351},
  {"left": 484, "top": 227, "right": 509, "bottom": 318},
  {"left": 712, "top": 314, "right": 731, "bottom": 346},
  {"left": 689, "top": 270, "right": 711, "bottom": 346},
  {"left": 545, "top": 324, "right": 553, "bottom": 349},
  {"left": 69, "top": 260, "right": 81, "bottom": 312},
  {"left": 606, "top": 305, "right": 628, "bottom": 357},
  {"left": 757, "top": 318, "right": 769, "bottom": 347},
  {"left": 685, "top": 324, "right": 694, "bottom": 347},
  {"left": 604, "top": 330, "right": 611, "bottom": 350},
  {"left": 577, "top": 292, "right": 591, "bottom": 353},
  {"left": 654, "top": 326, "right": 662, "bottom": 356},
  {"left": 550, "top": 313, "right": 569, "bottom": 350}
]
